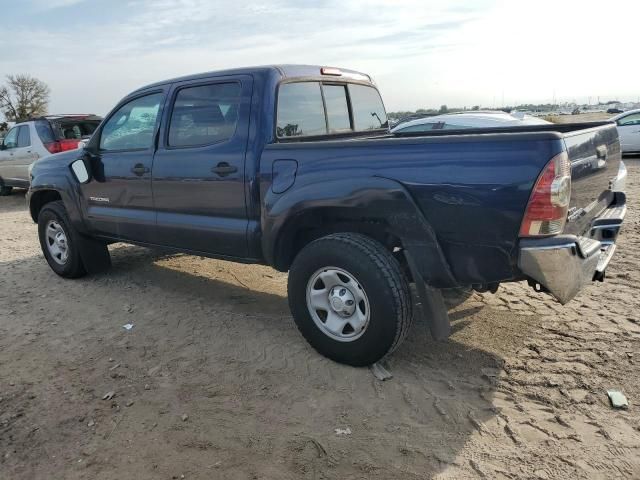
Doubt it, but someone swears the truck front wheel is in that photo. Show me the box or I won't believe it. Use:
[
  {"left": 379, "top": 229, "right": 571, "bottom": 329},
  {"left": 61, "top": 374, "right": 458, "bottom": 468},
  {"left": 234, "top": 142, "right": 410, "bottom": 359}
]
[
  {"left": 288, "top": 233, "right": 413, "bottom": 366},
  {"left": 37, "top": 201, "right": 87, "bottom": 278}
]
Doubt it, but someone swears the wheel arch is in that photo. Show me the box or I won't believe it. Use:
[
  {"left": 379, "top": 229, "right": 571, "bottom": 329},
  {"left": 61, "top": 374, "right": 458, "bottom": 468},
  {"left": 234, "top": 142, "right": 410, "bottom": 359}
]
[
  {"left": 263, "top": 176, "right": 459, "bottom": 288},
  {"left": 28, "top": 178, "right": 87, "bottom": 233},
  {"left": 29, "top": 189, "right": 63, "bottom": 222}
]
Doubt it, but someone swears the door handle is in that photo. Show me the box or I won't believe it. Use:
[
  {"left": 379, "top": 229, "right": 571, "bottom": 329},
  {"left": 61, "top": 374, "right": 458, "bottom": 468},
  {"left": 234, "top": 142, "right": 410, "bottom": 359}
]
[
  {"left": 211, "top": 162, "right": 238, "bottom": 176},
  {"left": 131, "top": 164, "right": 149, "bottom": 176}
]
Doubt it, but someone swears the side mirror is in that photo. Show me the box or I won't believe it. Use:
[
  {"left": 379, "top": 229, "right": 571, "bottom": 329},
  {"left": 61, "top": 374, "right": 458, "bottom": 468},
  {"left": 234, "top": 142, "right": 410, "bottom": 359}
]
[{"left": 71, "top": 158, "right": 91, "bottom": 184}]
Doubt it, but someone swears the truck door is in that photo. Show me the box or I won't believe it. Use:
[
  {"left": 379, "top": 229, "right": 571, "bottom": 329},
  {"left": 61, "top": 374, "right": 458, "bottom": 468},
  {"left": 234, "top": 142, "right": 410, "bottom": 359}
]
[
  {"left": 151, "top": 75, "right": 252, "bottom": 257},
  {"left": 80, "top": 90, "right": 165, "bottom": 242}
]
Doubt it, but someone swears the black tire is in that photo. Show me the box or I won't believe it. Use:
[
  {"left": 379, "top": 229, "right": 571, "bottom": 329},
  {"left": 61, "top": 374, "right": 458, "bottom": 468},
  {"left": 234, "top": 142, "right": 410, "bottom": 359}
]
[
  {"left": 288, "top": 233, "right": 413, "bottom": 366},
  {"left": 37, "top": 200, "right": 87, "bottom": 278}
]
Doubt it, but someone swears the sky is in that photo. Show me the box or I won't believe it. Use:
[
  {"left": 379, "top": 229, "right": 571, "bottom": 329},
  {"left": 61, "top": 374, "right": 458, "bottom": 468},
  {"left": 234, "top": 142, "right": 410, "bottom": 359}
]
[{"left": 0, "top": 0, "right": 639, "bottom": 117}]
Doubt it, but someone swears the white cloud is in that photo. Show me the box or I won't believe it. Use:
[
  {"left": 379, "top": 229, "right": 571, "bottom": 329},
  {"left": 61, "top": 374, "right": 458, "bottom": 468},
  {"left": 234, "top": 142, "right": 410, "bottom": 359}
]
[{"left": 0, "top": 0, "right": 638, "bottom": 115}]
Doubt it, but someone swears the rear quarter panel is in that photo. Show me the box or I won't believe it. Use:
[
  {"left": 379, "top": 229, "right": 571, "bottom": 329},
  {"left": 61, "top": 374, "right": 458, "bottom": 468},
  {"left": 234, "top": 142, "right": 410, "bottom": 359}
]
[{"left": 261, "top": 133, "right": 564, "bottom": 285}]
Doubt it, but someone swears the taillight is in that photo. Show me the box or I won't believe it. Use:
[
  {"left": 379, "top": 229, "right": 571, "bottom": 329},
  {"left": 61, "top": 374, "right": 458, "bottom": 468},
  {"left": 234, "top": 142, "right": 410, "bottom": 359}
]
[
  {"left": 520, "top": 152, "right": 571, "bottom": 237},
  {"left": 44, "top": 139, "right": 80, "bottom": 154}
]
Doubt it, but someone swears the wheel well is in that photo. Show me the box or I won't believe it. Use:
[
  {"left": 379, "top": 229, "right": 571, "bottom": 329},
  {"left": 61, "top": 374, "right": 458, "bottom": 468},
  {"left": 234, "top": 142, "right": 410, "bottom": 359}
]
[
  {"left": 275, "top": 208, "right": 404, "bottom": 271},
  {"left": 29, "top": 190, "right": 62, "bottom": 222}
]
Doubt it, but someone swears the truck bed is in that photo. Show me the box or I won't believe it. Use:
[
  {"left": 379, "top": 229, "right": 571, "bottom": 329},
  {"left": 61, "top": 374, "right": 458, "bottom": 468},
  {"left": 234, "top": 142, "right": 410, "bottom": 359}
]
[{"left": 262, "top": 121, "right": 622, "bottom": 287}]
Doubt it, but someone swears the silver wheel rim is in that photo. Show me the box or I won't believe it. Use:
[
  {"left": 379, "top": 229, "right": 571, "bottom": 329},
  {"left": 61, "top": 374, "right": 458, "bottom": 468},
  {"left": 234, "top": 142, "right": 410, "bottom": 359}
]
[
  {"left": 306, "top": 267, "right": 370, "bottom": 342},
  {"left": 45, "top": 220, "right": 69, "bottom": 265}
]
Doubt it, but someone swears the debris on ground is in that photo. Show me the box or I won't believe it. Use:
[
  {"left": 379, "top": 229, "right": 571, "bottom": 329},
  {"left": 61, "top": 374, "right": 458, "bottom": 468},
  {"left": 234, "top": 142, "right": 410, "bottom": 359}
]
[
  {"left": 334, "top": 427, "right": 352, "bottom": 435},
  {"left": 481, "top": 368, "right": 501, "bottom": 380},
  {"left": 607, "top": 390, "right": 629, "bottom": 409},
  {"left": 181, "top": 414, "right": 189, "bottom": 422},
  {"left": 370, "top": 362, "right": 393, "bottom": 381},
  {"left": 102, "top": 391, "right": 115, "bottom": 401},
  {"left": 122, "top": 324, "right": 134, "bottom": 331}
]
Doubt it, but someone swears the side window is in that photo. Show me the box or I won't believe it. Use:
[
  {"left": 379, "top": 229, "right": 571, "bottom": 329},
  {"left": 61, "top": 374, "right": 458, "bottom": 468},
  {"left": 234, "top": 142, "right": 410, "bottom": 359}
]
[
  {"left": 618, "top": 113, "right": 640, "bottom": 126},
  {"left": 277, "top": 82, "right": 326, "bottom": 137},
  {"left": 35, "top": 121, "right": 55, "bottom": 144},
  {"left": 168, "top": 82, "right": 241, "bottom": 147},
  {"left": 349, "top": 84, "right": 388, "bottom": 131},
  {"left": 2, "top": 127, "right": 18, "bottom": 149},
  {"left": 322, "top": 84, "right": 351, "bottom": 133},
  {"left": 17, "top": 126, "right": 31, "bottom": 147},
  {"left": 100, "top": 93, "right": 163, "bottom": 151}
]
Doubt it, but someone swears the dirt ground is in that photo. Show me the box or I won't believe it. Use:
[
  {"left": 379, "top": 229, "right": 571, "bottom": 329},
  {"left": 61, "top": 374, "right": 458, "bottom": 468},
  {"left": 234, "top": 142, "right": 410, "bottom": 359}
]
[
  {"left": 547, "top": 112, "right": 614, "bottom": 124},
  {"left": 1, "top": 158, "right": 639, "bottom": 480}
]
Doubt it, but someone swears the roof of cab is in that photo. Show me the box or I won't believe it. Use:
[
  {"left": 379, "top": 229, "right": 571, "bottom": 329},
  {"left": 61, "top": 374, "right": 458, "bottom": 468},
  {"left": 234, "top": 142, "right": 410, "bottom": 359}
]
[{"left": 132, "top": 64, "right": 372, "bottom": 93}]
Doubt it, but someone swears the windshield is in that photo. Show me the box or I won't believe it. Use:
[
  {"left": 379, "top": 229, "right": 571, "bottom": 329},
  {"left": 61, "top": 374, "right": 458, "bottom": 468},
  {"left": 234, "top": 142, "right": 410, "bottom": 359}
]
[{"left": 277, "top": 81, "right": 387, "bottom": 138}]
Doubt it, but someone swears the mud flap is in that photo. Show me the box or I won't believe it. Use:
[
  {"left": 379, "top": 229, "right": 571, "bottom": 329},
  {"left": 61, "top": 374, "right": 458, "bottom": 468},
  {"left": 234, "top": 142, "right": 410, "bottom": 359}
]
[
  {"left": 404, "top": 251, "right": 451, "bottom": 341},
  {"left": 76, "top": 234, "right": 111, "bottom": 274}
]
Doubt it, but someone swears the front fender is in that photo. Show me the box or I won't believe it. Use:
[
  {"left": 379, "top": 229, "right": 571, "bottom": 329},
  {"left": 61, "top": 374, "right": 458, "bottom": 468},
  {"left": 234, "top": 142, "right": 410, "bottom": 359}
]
[
  {"left": 262, "top": 176, "right": 458, "bottom": 288},
  {"left": 28, "top": 174, "right": 88, "bottom": 234}
]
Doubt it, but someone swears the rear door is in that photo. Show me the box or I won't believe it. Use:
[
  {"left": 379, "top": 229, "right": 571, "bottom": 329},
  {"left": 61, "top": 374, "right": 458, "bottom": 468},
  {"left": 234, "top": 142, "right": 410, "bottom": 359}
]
[
  {"left": 0, "top": 127, "right": 19, "bottom": 183},
  {"left": 80, "top": 90, "right": 165, "bottom": 242},
  {"left": 151, "top": 75, "right": 252, "bottom": 257},
  {"left": 0, "top": 126, "right": 35, "bottom": 186},
  {"left": 13, "top": 125, "right": 38, "bottom": 183}
]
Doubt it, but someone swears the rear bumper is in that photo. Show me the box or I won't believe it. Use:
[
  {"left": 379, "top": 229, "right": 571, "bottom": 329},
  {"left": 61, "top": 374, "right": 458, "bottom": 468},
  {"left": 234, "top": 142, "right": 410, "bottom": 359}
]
[{"left": 517, "top": 190, "right": 626, "bottom": 304}]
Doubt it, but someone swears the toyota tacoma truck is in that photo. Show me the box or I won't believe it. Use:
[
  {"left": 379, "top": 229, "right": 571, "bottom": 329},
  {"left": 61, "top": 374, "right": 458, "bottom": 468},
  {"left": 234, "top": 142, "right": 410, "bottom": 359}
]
[{"left": 27, "top": 65, "right": 627, "bottom": 366}]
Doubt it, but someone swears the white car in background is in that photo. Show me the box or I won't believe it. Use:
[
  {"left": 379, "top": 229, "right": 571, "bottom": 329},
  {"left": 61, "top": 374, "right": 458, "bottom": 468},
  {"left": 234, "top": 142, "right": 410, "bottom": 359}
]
[
  {"left": 610, "top": 109, "right": 640, "bottom": 154},
  {"left": 0, "top": 114, "right": 101, "bottom": 195},
  {"left": 391, "top": 110, "right": 550, "bottom": 133}
]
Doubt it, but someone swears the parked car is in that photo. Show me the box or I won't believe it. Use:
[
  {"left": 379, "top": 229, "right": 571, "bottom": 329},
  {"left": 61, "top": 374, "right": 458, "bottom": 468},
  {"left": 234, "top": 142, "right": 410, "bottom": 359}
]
[
  {"left": 0, "top": 114, "right": 102, "bottom": 195},
  {"left": 609, "top": 108, "right": 640, "bottom": 154},
  {"left": 27, "top": 65, "right": 627, "bottom": 366},
  {"left": 391, "top": 110, "right": 550, "bottom": 133},
  {"left": 607, "top": 108, "right": 624, "bottom": 114}
]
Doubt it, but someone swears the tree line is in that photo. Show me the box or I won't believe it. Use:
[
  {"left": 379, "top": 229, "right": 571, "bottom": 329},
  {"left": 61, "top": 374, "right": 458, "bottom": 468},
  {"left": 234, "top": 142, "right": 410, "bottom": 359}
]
[{"left": 0, "top": 74, "right": 50, "bottom": 131}]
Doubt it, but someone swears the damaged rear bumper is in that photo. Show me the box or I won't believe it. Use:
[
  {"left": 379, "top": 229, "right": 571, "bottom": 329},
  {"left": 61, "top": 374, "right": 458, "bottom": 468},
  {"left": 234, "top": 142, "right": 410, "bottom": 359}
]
[{"left": 518, "top": 191, "right": 626, "bottom": 304}]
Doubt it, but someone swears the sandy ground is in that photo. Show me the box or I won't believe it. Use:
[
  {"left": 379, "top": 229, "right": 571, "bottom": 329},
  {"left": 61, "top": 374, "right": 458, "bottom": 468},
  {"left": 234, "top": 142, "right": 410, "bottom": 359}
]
[
  {"left": 546, "top": 112, "right": 614, "bottom": 124},
  {"left": 1, "top": 157, "right": 639, "bottom": 479}
]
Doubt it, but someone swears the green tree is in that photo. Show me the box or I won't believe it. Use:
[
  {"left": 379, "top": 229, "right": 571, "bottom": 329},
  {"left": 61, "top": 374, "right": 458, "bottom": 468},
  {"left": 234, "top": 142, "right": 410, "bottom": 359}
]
[
  {"left": 439, "top": 105, "right": 448, "bottom": 114},
  {"left": 0, "top": 74, "right": 50, "bottom": 122}
]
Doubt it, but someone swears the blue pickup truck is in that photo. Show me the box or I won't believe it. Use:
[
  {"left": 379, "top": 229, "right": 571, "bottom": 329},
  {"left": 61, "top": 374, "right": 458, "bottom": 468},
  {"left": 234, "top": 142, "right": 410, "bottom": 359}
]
[{"left": 27, "top": 65, "right": 627, "bottom": 366}]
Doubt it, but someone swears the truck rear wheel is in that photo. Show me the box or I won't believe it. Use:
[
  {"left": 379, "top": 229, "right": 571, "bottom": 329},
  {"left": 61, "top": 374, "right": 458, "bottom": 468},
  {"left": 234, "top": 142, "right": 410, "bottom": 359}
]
[
  {"left": 288, "top": 233, "right": 413, "bottom": 366},
  {"left": 37, "top": 201, "right": 87, "bottom": 278}
]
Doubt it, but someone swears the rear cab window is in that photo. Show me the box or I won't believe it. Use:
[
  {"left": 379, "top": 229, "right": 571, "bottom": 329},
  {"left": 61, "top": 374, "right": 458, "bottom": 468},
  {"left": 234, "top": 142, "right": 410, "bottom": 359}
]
[{"left": 276, "top": 80, "right": 388, "bottom": 139}]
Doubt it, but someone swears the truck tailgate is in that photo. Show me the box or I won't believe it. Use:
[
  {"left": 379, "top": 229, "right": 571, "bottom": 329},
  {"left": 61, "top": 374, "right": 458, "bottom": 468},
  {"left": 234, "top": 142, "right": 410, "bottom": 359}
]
[{"left": 563, "top": 123, "right": 622, "bottom": 236}]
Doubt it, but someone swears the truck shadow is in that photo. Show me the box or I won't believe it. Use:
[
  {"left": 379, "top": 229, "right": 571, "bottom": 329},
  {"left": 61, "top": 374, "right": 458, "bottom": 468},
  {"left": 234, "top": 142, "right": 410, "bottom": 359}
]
[
  {"left": 0, "top": 204, "right": 505, "bottom": 479},
  {"left": 104, "top": 245, "right": 505, "bottom": 476}
]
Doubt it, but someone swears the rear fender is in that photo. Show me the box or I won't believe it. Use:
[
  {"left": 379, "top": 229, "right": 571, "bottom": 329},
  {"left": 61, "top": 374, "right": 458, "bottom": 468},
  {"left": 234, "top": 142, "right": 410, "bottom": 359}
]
[{"left": 263, "top": 176, "right": 458, "bottom": 288}]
